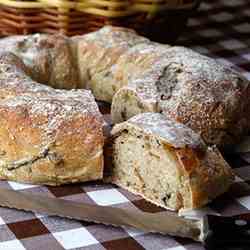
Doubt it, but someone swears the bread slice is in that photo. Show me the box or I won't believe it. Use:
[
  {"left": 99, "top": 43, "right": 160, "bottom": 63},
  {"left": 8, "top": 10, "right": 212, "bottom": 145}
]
[{"left": 109, "top": 113, "right": 234, "bottom": 211}]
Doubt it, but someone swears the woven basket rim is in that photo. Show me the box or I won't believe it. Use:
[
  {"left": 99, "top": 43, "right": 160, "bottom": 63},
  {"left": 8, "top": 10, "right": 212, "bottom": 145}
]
[{"left": 0, "top": 0, "right": 201, "bottom": 16}]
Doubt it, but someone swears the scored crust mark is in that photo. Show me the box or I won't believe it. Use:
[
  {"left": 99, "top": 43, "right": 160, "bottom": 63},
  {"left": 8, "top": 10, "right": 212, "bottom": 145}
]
[
  {"left": 5, "top": 143, "right": 64, "bottom": 171},
  {"left": 6, "top": 146, "right": 51, "bottom": 171}
]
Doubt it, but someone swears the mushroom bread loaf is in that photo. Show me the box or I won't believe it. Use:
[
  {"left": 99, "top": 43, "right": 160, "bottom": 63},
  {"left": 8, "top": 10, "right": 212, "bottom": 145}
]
[
  {"left": 109, "top": 113, "right": 234, "bottom": 211},
  {"left": 0, "top": 26, "right": 244, "bottom": 209},
  {"left": 1, "top": 26, "right": 249, "bottom": 148}
]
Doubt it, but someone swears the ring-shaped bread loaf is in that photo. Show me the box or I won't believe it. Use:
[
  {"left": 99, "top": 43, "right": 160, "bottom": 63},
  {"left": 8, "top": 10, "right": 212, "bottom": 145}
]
[{"left": 0, "top": 27, "right": 245, "bottom": 204}]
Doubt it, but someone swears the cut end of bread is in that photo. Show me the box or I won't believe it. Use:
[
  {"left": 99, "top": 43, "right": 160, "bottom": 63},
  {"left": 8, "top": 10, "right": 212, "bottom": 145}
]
[
  {"left": 109, "top": 113, "right": 234, "bottom": 211},
  {"left": 111, "top": 87, "right": 156, "bottom": 124},
  {"left": 111, "top": 127, "right": 185, "bottom": 210}
]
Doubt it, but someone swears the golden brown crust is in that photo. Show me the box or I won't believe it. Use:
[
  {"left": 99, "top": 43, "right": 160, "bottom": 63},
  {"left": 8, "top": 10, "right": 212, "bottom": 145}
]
[
  {"left": 0, "top": 111, "right": 104, "bottom": 185},
  {"left": 175, "top": 146, "right": 234, "bottom": 209},
  {"left": 0, "top": 34, "right": 79, "bottom": 89},
  {"left": 156, "top": 47, "right": 250, "bottom": 149},
  {"left": 0, "top": 52, "right": 104, "bottom": 185},
  {"left": 72, "top": 26, "right": 149, "bottom": 102}
]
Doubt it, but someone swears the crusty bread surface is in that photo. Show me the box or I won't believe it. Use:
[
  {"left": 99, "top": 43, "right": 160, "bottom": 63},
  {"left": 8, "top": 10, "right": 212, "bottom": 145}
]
[{"left": 0, "top": 53, "right": 104, "bottom": 185}]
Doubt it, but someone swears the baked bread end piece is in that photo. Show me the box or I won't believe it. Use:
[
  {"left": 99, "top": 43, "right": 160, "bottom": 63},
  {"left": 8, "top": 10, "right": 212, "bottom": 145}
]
[
  {"left": 0, "top": 90, "right": 104, "bottom": 186},
  {"left": 109, "top": 113, "right": 234, "bottom": 211}
]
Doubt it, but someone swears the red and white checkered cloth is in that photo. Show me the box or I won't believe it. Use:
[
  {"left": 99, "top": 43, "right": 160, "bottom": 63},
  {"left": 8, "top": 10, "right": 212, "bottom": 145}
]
[{"left": 0, "top": 0, "right": 250, "bottom": 249}]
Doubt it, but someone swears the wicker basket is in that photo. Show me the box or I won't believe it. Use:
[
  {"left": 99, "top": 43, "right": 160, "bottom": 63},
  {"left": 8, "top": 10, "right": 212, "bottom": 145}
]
[{"left": 0, "top": 0, "right": 201, "bottom": 42}]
